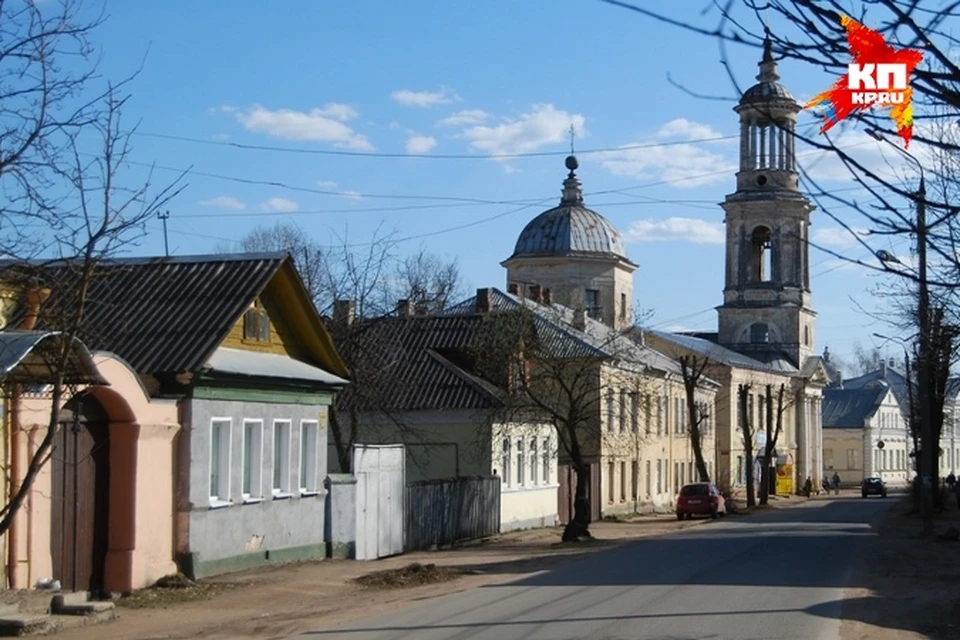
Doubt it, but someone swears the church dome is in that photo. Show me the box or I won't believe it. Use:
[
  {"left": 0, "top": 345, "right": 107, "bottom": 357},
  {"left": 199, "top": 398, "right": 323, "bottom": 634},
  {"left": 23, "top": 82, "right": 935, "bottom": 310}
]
[{"left": 508, "top": 156, "right": 629, "bottom": 261}]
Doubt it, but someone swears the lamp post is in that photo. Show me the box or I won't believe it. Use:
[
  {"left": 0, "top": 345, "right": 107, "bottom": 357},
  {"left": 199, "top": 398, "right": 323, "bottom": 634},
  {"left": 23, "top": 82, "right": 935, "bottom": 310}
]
[
  {"left": 874, "top": 332, "right": 920, "bottom": 477},
  {"left": 867, "top": 128, "right": 933, "bottom": 536}
]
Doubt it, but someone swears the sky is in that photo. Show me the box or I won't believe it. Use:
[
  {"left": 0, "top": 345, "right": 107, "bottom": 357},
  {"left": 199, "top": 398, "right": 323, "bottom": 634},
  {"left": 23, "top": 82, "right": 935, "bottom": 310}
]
[{"left": 61, "top": 0, "right": 932, "bottom": 369}]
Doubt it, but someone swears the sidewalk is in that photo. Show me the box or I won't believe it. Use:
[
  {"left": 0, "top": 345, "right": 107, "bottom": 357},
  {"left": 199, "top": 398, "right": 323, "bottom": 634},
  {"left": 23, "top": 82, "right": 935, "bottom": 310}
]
[{"left": 54, "top": 515, "right": 713, "bottom": 640}]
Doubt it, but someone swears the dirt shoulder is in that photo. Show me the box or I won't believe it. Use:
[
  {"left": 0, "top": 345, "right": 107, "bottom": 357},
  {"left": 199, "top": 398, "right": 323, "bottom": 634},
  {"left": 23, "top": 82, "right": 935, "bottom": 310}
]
[
  {"left": 841, "top": 496, "right": 960, "bottom": 640},
  {"left": 55, "top": 513, "right": 723, "bottom": 640}
]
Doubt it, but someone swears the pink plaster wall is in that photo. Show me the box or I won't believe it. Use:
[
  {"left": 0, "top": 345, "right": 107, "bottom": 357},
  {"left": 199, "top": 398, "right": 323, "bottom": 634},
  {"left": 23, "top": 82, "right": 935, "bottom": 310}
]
[{"left": 5, "top": 353, "right": 179, "bottom": 591}]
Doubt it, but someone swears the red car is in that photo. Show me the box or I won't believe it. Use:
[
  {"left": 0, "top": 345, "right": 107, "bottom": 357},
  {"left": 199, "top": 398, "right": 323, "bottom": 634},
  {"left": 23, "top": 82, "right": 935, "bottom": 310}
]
[{"left": 676, "top": 482, "right": 726, "bottom": 520}]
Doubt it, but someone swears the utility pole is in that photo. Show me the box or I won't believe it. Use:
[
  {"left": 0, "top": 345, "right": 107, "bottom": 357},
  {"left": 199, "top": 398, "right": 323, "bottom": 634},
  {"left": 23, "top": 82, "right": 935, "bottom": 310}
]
[
  {"left": 158, "top": 210, "right": 170, "bottom": 257},
  {"left": 867, "top": 128, "right": 933, "bottom": 536}
]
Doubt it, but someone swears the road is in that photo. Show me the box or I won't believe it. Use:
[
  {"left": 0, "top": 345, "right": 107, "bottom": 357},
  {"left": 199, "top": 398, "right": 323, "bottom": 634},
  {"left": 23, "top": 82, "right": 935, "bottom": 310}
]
[{"left": 295, "top": 497, "right": 890, "bottom": 640}]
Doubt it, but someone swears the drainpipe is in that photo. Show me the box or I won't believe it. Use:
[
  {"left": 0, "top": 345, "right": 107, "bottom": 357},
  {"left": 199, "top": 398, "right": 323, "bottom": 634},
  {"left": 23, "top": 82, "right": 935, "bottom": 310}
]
[{"left": 26, "top": 425, "right": 37, "bottom": 587}]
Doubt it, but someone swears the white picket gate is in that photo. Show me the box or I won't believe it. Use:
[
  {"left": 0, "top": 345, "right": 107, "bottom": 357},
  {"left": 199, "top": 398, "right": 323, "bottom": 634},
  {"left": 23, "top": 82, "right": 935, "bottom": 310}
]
[{"left": 353, "top": 444, "right": 405, "bottom": 560}]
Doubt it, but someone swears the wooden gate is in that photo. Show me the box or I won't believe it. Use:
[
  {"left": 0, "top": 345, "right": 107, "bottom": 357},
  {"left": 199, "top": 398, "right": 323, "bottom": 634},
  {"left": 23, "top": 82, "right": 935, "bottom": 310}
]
[
  {"left": 51, "top": 395, "right": 110, "bottom": 593},
  {"left": 354, "top": 444, "right": 405, "bottom": 560},
  {"left": 557, "top": 462, "right": 601, "bottom": 524}
]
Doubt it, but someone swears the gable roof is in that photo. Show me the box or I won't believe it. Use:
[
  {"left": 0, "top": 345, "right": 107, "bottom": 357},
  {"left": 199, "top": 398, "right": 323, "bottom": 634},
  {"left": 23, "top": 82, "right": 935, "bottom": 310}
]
[
  {"left": 0, "top": 253, "right": 348, "bottom": 379},
  {"left": 644, "top": 329, "right": 792, "bottom": 375},
  {"left": 446, "top": 289, "right": 684, "bottom": 376},
  {"left": 842, "top": 366, "right": 910, "bottom": 408},
  {"left": 822, "top": 385, "right": 890, "bottom": 428}
]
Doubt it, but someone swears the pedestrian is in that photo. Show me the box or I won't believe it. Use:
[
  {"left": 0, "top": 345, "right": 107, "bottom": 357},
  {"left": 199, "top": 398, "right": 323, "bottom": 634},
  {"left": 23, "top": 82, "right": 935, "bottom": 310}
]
[
  {"left": 832, "top": 471, "right": 841, "bottom": 495},
  {"left": 803, "top": 476, "right": 813, "bottom": 498},
  {"left": 954, "top": 478, "right": 960, "bottom": 510},
  {"left": 947, "top": 472, "right": 956, "bottom": 490}
]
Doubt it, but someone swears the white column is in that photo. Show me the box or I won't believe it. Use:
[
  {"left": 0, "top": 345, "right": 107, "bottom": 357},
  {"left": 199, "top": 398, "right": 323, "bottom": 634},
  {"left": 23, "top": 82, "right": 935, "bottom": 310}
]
[
  {"left": 740, "top": 121, "right": 750, "bottom": 170},
  {"left": 759, "top": 126, "right": 767, "bottom": 168}
]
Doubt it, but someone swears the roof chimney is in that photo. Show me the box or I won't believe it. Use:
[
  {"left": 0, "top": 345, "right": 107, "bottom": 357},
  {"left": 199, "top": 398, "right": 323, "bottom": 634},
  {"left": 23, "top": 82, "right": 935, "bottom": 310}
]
[
  {"left": 573, "top": 308, "right": 587, "bottom": 331},
  {"left": 414, "top": 302, "right": 429, "bottom": 316},
  {"left": 397, "top": 299, "right": 414, "bottom": 317},
  {"left": 529, "top": 284, "right": 542, "bottom": 304},
  {"left": 476, "top": 288, "right": 493, "bottom": 314},
  {"left": 543, "top": 288, "right": 552, "bottom": 305},
  {"left": 507, "top": 283, "right": 520, "bottom": 296},
  {"left": 19, "top": 286, "right": 51, "bottom": 331}
]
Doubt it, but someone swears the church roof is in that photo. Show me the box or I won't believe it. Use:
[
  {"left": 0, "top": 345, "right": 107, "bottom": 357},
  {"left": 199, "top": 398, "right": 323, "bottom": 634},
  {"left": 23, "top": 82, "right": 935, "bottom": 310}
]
[
  {"left": 505, "top": 156, "right": 633, "bottom": 264},
  {"left": 738, "top": 34, "right": 798, "bottom": 107}
]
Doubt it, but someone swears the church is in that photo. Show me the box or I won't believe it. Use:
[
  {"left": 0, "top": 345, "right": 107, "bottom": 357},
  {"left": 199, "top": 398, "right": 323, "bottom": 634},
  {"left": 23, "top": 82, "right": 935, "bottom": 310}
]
[{"left": 504, "top": 36, "right": 830, "bottom": 496}]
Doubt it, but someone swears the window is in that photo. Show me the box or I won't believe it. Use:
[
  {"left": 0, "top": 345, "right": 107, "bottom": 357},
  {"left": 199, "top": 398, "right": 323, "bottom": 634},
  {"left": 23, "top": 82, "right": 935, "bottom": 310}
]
[
  {"left": 586, "top": 288, "right": 601, "bottom": 319},
  {"left": 517, "top": 438, "right": 525, "bottom": 486},
  {"left": 530, "top": 438, "right": 538, "bottom": 484},
  {"left": 846, "top": 448, "right": 858, "bottom": 470},
  {"left": 656, "top": 459, "right": 662, "bottom": 494},
  {"left": 620, "top": 461, "right": 627, "bottom": 502},
  {"left": 804, "top": 325, "right": 810, "bottom": 346},
  {"left": 645, "top": 460, "right": 651, "bottom": 498},
  {"left": 607, "top": 389, "right": 615, "bottom": 432},
  {"left": 210, "top": 418, "right": 232, "bottom": 505},
  {"left": 242, "top": 420, "right": 263, "bottom": 501},
  {"left": 299, "top": 420, "right": 319, "bottom": 494},
  {"left": 737, "top": 456, "right": 744, "bottom": 485},
  {"left": 619, "top": 389, "right": 627, "bottom": 432},
  {"left": 644, "top": 395, "right": 652, "bottom": 435},
  {"left": 542, "top": 437, "right": 551, "bottom": 484},
  {"left": 503, "top": 438, "right": 511, "bottom": 487},
  {"left": 630, "top": 392, "right": 639, "bottom": 433},
  {"left": 674, "top": 461, "right": 681, "bottom": 493},
  {"left": 243, "top": 303, "right": 270, "bottom": 342},
  {"left": 511, "top": 359, "right": 526, "bottom": 392},
  {"left": 750, "top": 322, "right": 770, "bottom": 344},
  {"left": 620, "top": 293, "right": 628, "bottom": 321},
  {"left": 824, "top": 448, "right": 834, "bottom": 469},
  {"left": 631, "top": 460, "right": 639, "bottom": 500},
  {"left": 750, "top": 226, "right": 773, "bottom": 282},
  {"left": 608, "top": 462, "right": 615, "bottom": 503},
  {"left": 273, "top": 420, "right": 292, "bottom": 496}
]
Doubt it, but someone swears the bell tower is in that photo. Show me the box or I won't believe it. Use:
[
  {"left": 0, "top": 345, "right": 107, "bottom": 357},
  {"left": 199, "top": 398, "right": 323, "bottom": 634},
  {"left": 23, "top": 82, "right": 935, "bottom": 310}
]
[{"left": 717, "top": 34, "right": 817, "bottom": 367}]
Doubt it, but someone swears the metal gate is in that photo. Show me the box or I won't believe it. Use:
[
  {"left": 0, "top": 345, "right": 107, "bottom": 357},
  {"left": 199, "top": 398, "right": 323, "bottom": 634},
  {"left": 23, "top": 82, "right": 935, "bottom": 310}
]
[{"left": 354, "top": 444, "right": 405, "bottom": 560}]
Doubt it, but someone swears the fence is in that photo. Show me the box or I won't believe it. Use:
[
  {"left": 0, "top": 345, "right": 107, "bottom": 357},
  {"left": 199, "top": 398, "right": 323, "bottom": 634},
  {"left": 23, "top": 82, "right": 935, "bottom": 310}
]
[{"left": 404, "top": 476, "right": 501, "bottom": 551}]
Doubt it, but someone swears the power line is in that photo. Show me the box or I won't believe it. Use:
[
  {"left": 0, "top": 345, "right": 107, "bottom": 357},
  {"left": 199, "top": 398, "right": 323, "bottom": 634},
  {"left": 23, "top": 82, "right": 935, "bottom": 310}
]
[{"left": 134, "top": 131, "right": 739, "bottom": 159}]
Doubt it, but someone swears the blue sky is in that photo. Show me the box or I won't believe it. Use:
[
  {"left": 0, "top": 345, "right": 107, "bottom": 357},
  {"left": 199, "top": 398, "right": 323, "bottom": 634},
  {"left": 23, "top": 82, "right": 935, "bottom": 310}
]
[{"left": 71, "top": 1, "right": 924, "bottom": 368}]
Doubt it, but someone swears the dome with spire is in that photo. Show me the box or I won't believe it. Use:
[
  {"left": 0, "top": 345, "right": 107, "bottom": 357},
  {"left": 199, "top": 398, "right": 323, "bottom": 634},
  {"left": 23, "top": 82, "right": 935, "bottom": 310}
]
[
  {"left": 507, "top": 156, "right": 630, "bottom": 262},
  {"left": 739, "top": 32, "right": 797, "bottom": 106}
]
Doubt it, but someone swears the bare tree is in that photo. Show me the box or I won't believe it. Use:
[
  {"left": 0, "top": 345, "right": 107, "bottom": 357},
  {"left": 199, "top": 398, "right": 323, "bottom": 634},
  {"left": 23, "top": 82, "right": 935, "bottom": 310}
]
[
  {"left": 758, "top": 383, "right": 793, "bottom": 505},
  {"left": 0, "top": 90, "right": 184, "bottom": 546},
  {"left": 679, "top": 354, "right": 712, "bottom": 482},
  {"left": 738, "top": 383, "right": 757, "bottom": 508},
  {"left": 393, "top": 248, "right": 465, "bottom": 313}
]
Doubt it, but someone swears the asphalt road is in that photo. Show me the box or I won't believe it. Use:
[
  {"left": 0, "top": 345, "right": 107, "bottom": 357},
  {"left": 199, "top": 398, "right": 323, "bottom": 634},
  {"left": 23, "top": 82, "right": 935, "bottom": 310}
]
[{"left": 296, "top": 497, "right": 891, "bottom": 640}]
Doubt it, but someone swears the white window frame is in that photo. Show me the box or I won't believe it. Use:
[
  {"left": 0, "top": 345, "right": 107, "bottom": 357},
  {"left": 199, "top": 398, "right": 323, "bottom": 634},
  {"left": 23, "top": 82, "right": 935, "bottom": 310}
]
[
  {"left": 241, "top": 419, "right": 264, "bottom": 503},
  {"left": 209, "top": 418, "right": 232, "bottom": 508},
  {"left": 502, "top": 438, "right": 511, "bottom": 488},
  {"left": 299, "top": 420, "right": 320, "bottom": 495},
  {"left": 530, "top": 438, "right": 538, "bottom": 484},
  {"left": 516, "top": 438, "right": 525, "bottom": 487},
  {"left": 273, "top": 419, "right": 293, "bottom": 498},
  {"left": 542, "top": 437, "right": 550, "bottom": 484}
]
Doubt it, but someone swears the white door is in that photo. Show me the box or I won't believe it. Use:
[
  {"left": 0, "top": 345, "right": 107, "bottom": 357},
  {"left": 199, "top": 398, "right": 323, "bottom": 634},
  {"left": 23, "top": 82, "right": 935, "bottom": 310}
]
[{"left": 354, "top": 444, "right": 405, "bottom": 560}]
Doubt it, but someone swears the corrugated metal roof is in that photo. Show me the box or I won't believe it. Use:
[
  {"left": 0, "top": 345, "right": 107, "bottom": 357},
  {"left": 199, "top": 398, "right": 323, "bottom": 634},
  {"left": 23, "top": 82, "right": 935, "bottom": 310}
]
[
  {"left": 1, "top": 253, "right": 291, "bottom": 375},
  {"left": 842, "top": 367, "right": 910, "bottom": 409},
  {"left": 822, "top": 386, "right": 889, "bottom": 428},
  {"left": 646, "top": 329, "right": 786, "bottom": 374},
  {"left": 0, "top": 330, "right": 106, "bottom": 384}
]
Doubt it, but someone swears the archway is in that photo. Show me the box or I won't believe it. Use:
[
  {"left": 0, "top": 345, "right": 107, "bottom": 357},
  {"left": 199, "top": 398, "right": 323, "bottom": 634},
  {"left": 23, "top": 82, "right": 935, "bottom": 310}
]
[
  {"left": 750, "top": 226, "right": 773, "bottom": 282},
  {"left": 50, "top": 387, "right": 139, "bottom": 594}
]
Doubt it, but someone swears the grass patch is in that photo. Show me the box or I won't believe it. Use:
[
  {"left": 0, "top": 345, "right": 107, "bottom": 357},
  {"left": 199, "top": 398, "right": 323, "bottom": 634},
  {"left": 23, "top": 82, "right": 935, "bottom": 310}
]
[
  {"left": 117, "top": 573, "right": 239, "bottom": 609},
  {"left": 353, "top": 563, "right": 463, "bottom": 589}
]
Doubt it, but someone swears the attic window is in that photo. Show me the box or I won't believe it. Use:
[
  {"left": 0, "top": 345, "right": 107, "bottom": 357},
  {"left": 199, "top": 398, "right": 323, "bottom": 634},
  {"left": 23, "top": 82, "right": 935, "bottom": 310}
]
[{"left": 244, "top": 303, "right": 270, "bottom": 342}]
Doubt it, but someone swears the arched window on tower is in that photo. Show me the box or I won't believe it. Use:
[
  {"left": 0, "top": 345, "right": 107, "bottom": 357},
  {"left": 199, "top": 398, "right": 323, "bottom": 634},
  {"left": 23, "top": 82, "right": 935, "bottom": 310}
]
[
  {"left": 750, "top": 226, "right": 773, "bottom": 282},
  {"left": 750, "top": 322, "right": 770, "bottom": 344}
]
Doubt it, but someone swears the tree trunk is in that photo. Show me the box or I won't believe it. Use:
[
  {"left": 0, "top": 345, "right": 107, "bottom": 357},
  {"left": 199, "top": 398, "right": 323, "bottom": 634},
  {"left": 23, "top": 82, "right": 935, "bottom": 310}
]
[
  {"left": 759, "top": 385, "right": 775, "bottom": 505},
  {"left": 740, "top": 385, "right": 756, "bottom": 508},
  {"left": 562, "top": 461, "right": 593, "bottom": 541}
]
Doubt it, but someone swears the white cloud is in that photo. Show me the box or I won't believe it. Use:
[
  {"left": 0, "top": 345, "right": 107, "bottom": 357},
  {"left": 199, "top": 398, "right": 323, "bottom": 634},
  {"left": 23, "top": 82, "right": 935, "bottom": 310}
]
[
  {"left": 234, "top": 103, "right": 372, "bottom": 150},
  {"left": 259, "top": 197, "right": 299, "bottom": 212},
  {"left": 317, "top": 180, "right": 339, "bottom": 190},
  {"left": 623, "top": 217, "right": 725, "bottom": 244},
  {"left": 339, "top": 190, "right": 363, "bottom": 201},
  {"left": 811, "top": 226, "right": 871, "bottom": 248},
  {"left": 199, "top": 195, "right": 246, "bottom": 210},
  {"left": 598, "top": 118, "right": 735, "bottom": 188},
  {"left": 405, "top": 134, "right": 437, "bottom": 154},
  {"left": 391, "top": 88, "right": 458, "bottom": 108},
  {"left": 461, "top": 104, "right": 585, "bottom": 156},
  {"left": 316, "top": 180, "right": 362, "bottom": 201},
  {"left": 212, "top": 132, "right": 231, "bottom": 142},
  {"left": 437, "top": 109, "right": 489, "bottom": 127},
  {"left": 656, "top": 118, "right": 724, "bottom": 141}
]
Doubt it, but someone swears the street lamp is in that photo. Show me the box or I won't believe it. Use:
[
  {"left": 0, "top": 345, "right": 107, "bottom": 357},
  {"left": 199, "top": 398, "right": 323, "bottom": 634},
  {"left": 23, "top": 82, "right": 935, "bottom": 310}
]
[
  {"left": 874, "top": 332, "right": 920, "bottom": 476},
  {"left": 866, "top": 128, "right": 934, "bottom": 536}
]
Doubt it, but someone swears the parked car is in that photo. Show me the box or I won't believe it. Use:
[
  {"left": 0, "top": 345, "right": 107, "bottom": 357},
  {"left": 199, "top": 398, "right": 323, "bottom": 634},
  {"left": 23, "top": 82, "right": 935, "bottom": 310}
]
[
  {"left": 861, "top": 476, "right": 887, "bottom": 498},
  {"left": 676, "top": 482, "right": 726, "bottom": 520}
]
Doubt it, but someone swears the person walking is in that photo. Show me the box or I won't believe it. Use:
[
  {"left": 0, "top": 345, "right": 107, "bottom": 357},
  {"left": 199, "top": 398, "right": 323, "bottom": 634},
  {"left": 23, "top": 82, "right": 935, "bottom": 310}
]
[{"left": 832, "top": 471, "right": 841, "bottom": 495}]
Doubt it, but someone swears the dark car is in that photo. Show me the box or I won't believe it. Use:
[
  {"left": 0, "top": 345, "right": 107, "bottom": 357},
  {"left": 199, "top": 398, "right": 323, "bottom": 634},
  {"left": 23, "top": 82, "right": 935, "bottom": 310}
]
[
  {"left": 861, "top": 476, "right": 887, "bottom": 498},
  {"left": 676, "top": 482, "right": 726, "bottom": 520}
]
